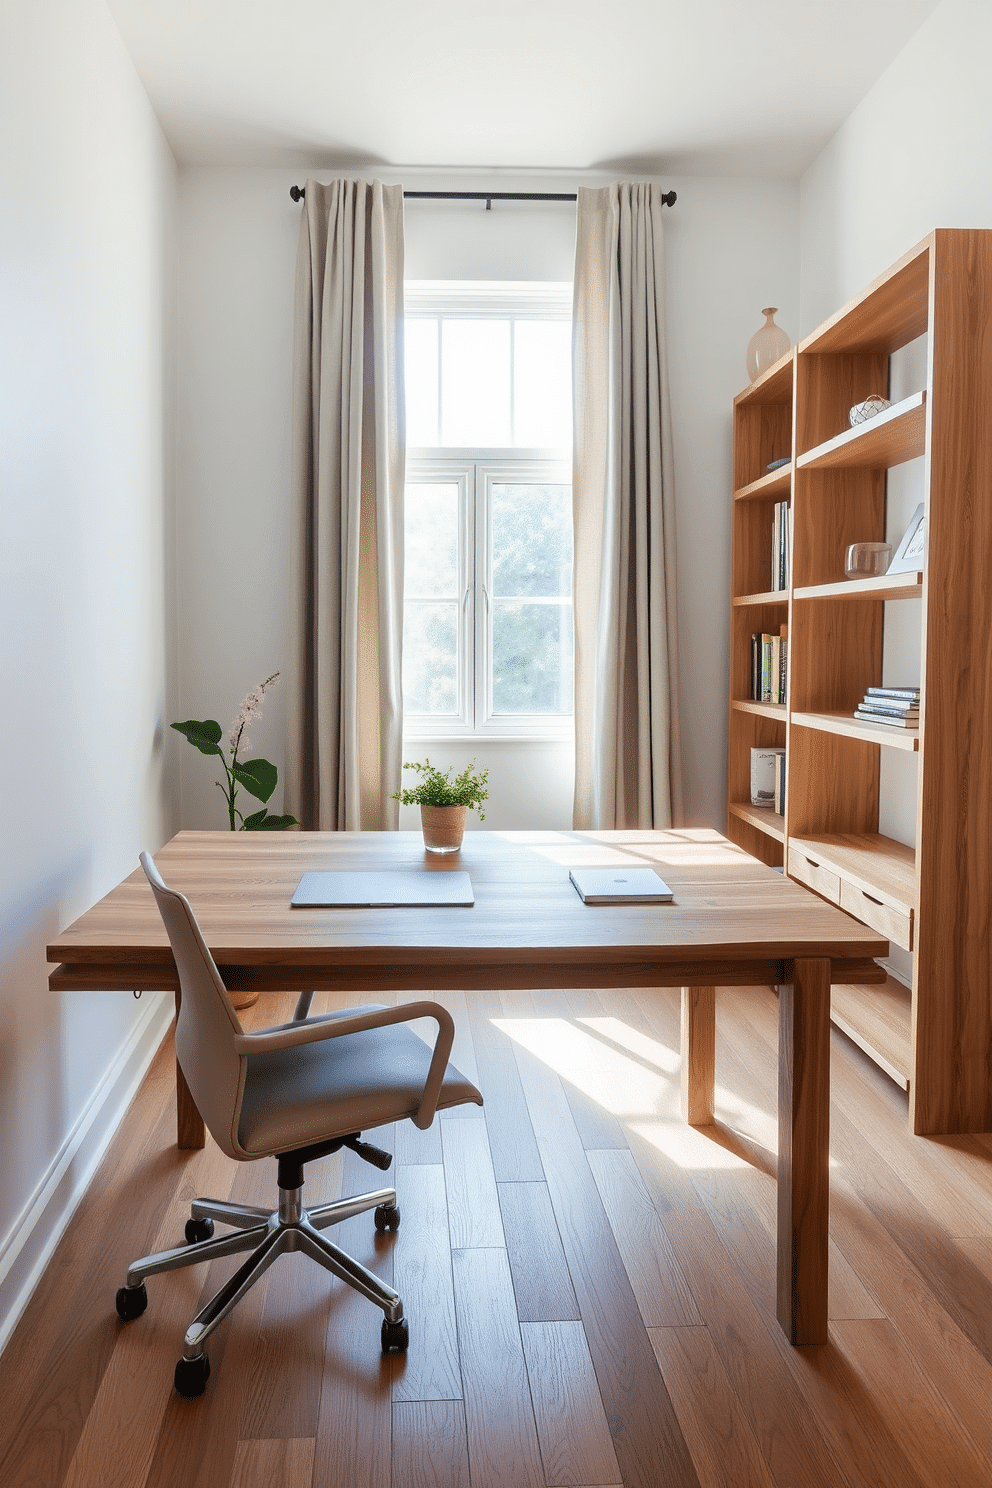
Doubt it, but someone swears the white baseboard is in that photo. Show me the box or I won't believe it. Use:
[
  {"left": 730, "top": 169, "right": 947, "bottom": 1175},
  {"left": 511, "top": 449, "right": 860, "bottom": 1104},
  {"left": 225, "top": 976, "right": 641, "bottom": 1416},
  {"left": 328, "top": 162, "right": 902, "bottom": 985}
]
[{"left": 0, "top": 993, "right": 174, "bottom": 1355}]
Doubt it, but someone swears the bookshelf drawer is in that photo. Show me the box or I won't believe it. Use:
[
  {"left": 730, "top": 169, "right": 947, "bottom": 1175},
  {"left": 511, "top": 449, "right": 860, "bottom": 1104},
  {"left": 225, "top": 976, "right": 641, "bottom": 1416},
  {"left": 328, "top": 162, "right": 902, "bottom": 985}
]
[
  {"left": 838, "top": 878, "right": 914, "bottom": 952},
  {"left": 788, "top": 847, "right": 841, "bottom": 904}
]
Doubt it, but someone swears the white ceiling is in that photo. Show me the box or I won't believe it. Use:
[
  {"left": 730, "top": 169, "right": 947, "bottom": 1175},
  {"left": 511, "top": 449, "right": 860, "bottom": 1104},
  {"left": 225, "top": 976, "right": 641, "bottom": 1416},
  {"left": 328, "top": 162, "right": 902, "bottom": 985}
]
[{"left": 107, "top": 0, "right": 941, "bottom": 176}]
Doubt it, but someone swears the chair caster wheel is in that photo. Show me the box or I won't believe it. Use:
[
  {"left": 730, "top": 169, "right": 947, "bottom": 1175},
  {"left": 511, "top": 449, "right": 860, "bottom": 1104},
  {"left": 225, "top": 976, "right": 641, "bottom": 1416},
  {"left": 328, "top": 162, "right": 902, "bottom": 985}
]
[
  {"left": 185, "top": 1216, "right": 215, "bottom": 1244},
  {"left": 381, "top": 1316, "right": 409, "bottom": 1353},
  {"left": 115, "top": 1282, "right": 148, "bottom": 1321},
  {"left": 174, "top": 1352, "right": 210, "bottom": 1397},
  {"left": 374, "top": 1203, "right": 400, "bottom": 1232}
]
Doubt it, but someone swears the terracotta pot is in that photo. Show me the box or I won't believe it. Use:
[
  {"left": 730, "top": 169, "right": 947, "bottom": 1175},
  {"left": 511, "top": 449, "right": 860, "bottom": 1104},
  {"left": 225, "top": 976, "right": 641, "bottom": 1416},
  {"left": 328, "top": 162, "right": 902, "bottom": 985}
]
[{"left": 420, "top": 804, "right": 467, "bottom": 854}]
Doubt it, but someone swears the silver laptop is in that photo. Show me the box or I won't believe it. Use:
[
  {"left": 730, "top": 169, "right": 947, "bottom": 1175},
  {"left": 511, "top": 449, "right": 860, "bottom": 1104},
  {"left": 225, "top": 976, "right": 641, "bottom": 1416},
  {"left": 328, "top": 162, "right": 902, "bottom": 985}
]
[
  {"left": 291, "top": 870, "right": 474, "bottom": 908},
  {"left": 569, "top": 866, "right": 674, "bottom": 905}
]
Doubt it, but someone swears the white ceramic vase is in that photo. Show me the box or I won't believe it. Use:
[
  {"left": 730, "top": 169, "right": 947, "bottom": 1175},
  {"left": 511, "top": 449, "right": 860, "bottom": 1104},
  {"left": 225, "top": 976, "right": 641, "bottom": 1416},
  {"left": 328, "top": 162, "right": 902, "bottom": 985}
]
[{"left": 746, "top": 307, "right": 791, "bottom": 383}]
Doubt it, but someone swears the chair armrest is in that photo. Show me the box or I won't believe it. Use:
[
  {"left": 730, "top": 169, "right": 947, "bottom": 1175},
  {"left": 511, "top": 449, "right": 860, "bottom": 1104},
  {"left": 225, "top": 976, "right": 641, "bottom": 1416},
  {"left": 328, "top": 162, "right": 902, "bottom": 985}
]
[{"left": 233, "top": 1001, "right": 456, "bottom": 1130}]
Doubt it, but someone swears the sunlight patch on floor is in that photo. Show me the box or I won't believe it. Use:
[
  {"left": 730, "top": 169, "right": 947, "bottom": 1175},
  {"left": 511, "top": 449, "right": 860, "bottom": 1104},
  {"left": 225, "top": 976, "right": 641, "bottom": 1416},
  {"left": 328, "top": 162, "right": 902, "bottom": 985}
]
[
  {"left": 576, "top": 1016, "right": 680, "bottom": 1075},
  {"left": 630, "top": 1118, "right": 752, "bottom": 1170},
  {"left": 493, "top": 1017, "right": 677, "bottom": 1118}
]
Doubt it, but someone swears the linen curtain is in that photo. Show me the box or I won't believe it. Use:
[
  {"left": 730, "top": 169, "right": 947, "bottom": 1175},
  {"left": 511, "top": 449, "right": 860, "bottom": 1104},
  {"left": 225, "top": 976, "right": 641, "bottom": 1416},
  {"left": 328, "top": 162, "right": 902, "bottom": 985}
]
[
  {"left": 571, "top": 182, "right": 683, "bottom": 829},
  {"left": 285, "top": 178, "right": 405, "bottom": 830}
]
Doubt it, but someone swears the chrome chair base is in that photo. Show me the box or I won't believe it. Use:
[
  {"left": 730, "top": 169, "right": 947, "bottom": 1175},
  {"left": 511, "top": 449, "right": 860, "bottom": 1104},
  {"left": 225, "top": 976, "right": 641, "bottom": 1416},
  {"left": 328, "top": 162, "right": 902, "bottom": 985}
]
[{"left": 117, "top": 1181, "right": 405, "bottom": 1389}]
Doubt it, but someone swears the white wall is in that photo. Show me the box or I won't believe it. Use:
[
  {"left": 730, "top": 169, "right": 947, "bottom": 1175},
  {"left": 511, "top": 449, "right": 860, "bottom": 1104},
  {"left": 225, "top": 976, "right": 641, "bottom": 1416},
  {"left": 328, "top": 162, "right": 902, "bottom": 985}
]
[
  {"left": 799, "top": 0, "right": 992, "bottom": 331},
  {"left": 797, "top": 0, "right": 992, "bottom": 984},
  {"left": 175, "top": 166, "right": 799, "bottom": 833},
  {"left": 0, "top": 0, "right": 177, "bottom": 1345}
]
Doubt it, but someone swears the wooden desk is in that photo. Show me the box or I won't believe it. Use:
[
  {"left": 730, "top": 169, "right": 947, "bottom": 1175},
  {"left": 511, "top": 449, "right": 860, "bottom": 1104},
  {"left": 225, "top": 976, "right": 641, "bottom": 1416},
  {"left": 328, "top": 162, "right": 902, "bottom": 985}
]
[{"left": 48, "top": 828, "right": 887, "bottom": 1345}]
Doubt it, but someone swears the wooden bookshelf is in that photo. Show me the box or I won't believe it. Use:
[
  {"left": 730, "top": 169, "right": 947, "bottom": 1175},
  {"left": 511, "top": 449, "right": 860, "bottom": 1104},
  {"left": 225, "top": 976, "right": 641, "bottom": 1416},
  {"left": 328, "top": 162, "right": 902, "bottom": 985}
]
[{"left": 726, "top": 230, "right": 992, "bottom": 1134}]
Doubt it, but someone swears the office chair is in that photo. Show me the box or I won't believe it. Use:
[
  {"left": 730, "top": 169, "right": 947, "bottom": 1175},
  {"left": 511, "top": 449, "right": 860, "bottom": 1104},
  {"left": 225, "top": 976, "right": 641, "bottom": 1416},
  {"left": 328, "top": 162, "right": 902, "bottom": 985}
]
[{"left": 115, "top": 852, "right": 483, "bottom": 1396}]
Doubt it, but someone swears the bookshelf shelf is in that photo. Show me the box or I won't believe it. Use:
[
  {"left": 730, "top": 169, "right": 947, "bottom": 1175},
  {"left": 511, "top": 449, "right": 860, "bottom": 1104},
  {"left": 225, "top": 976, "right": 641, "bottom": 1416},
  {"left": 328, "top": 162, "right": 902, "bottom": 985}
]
[
  {"left": 797, "top": 390, "right": 926, "bottom": 471},
  {"left": 728, "top": 801, "right": 785, "bottom": 842},
  {"left": 790, "top": 710, "right": 920, "bottom": 751},
  {"left": 794, "top": 572, "right": 923, "bottom": 602},
  {"left": 831, "top": 976, "right": 912, "bottom": 1091},
  {"left": 732, "top": 699, "right": 786, "bottom": 720},
  {"left": 734, "top": 466, "right": 792, "bottom": 502},
  {"left": 726, "top": 230, "right": 992, "bottom": 1133},
  {"left": 732, "top": 590, "right": 790, "bottom": 608}
]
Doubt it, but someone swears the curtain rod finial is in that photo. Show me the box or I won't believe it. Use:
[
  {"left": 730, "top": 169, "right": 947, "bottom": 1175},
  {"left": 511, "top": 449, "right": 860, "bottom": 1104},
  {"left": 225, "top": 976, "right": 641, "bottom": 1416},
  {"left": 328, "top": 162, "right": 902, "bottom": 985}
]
[{"left": 290, "top": 184, "right": 305, "bottom": 203}]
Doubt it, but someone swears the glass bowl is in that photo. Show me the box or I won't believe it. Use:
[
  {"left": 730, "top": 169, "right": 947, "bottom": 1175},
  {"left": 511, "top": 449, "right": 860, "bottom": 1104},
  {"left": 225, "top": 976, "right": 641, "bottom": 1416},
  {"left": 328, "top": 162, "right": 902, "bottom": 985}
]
[{"left": 844, "top": 542, "right": 892, "bottom": 580}]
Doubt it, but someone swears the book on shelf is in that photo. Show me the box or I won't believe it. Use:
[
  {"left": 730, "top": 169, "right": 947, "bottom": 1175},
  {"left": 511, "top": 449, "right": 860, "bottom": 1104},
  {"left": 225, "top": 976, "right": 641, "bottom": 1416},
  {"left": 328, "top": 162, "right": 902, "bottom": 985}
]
[
  {"left": 750, "top": 623, "right": 789, "bottom": 705},
  {"left": 857, "top": 698, "right": 919, "bottom": 716},
  {"left": 773, "top": 749, "right": 786, "bottom": 816},
  {"left": 750, "top": 746, "right": 785, "bottom": 807},
  {"left": 866, "top": 686, "right": 920, "bottom": 702},
  {"left": 769, "top": 500, "right": 790, "bottom": 591},
  {"left": 853, "top": 709, "right": 919, "bottom": 729}
]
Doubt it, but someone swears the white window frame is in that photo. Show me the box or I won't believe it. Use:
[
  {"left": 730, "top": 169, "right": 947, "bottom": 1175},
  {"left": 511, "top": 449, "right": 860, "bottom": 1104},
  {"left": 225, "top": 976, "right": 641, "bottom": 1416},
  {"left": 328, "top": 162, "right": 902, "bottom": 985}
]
[{"left": 403, "top": 282, "right": 573, "bottom": 743}]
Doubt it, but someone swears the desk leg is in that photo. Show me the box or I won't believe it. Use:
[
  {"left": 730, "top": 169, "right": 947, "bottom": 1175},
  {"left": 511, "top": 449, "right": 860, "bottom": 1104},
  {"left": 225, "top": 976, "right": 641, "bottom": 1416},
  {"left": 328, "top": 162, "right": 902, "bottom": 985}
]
[
  {"left": 174, "top": 989, "right": 206, "bottom": 1150},
  {"left": 776, "top": 958, "right": 830, "bottom": 1345},
  {"left": 680, "top": 985, "right": 715, "bottom": 1125}
]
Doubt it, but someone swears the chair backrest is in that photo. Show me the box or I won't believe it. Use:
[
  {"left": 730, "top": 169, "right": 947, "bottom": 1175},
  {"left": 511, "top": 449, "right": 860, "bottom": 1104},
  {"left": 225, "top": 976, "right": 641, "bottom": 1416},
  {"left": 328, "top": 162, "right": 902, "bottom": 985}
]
[{"left": 140, "top": 852, "right": 248, "bottom": 1159}]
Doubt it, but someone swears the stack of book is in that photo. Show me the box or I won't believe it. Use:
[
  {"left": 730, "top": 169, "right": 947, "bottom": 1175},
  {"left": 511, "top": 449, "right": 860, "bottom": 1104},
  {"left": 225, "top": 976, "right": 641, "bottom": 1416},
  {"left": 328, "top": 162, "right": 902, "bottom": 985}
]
[
  {"left": 750, "top": 624, "right": 788, "bottom": 704},
  {"left": 853, "top": 686, "right": 920, "bottom": 729}
]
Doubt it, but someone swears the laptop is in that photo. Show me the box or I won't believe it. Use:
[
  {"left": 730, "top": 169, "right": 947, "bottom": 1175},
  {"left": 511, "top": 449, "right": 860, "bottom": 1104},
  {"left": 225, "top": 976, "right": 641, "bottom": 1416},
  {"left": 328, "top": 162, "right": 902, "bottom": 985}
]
[
  {"left": 291, "top": 870, "right": 475, "bottom": 908},
  {"left": 568, "top": 866, "right": 674, "bottom": 905}
]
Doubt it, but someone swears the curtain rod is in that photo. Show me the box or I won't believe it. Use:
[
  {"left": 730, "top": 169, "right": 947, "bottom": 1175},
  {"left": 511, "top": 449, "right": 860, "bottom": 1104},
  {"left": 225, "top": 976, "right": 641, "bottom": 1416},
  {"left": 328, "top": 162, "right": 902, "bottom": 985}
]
[{"left": 289, "top": 186, "right": 677, "bottom": 209}]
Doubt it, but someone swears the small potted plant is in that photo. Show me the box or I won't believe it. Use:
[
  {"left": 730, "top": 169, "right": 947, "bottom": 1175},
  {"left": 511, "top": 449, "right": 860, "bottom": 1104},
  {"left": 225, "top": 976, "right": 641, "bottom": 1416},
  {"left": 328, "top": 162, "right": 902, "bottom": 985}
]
[{"left": 391, "top": 758, "right": 489, "bottom": 854}]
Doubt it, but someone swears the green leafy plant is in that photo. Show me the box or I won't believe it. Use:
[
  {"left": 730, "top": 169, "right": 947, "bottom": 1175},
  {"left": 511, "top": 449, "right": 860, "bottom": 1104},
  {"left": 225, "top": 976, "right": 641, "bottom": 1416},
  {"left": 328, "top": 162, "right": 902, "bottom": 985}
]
[
  {"left": 391, "top": 758, "right": 489, "bottom": 820},
  {"left": 172, "top": 673, "right": 298, "bottom": 831}
]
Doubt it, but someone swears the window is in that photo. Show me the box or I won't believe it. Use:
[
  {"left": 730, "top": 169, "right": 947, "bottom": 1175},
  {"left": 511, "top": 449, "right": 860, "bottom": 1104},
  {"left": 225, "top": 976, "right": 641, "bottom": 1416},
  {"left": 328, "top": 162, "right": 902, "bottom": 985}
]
[{"left": 403, "top": 282, "right": 573, "bottom": 739}]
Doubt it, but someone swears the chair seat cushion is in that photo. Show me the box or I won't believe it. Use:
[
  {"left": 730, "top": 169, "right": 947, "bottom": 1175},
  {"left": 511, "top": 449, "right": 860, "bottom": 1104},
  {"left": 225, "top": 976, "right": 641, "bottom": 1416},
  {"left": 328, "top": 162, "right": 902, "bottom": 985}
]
[{"left": 237, "top": 1005, "right": 483, "bottom": 1154}]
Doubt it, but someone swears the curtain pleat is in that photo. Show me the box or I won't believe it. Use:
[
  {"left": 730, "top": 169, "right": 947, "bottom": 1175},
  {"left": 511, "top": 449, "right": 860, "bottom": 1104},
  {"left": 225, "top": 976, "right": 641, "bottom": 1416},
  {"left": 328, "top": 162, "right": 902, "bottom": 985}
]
[
  {"left": 286, "top": 179, "right": 405, "bottom": 830},
  {"left": 572, "top": 183, "right": 683, "bottom": 829}
]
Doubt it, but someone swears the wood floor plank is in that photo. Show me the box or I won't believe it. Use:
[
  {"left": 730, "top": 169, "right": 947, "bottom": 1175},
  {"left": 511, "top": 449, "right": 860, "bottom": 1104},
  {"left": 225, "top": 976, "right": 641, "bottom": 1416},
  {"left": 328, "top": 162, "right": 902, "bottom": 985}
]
[
  {"left": 230, "top": 1437, "right": 316, "bottom": 1488},
  {"left": 468, "top": 991, "right": 544, "bottom": 1182},
  {"left": 390, "top": 1165, "right": 461, "bottom": 1403},
  {"left": 648, "top": 1325, "right": 775, "bottom": 1488},
  {"left": 694, "top": 987, "right": 992, "bottom": 1475},
  {"left": 440, "top": 1120, "right": 504, "bottom": 1250},
  {"left": 394, "top": 1115, "right": 443, "bottom": 1166},
  {"left": 519, "top": 1320, "right": 622, "bottom": 1487},
  {"left": 451, "top": 1247, "right": 545, "bottom": 1488},
  {"left": 0, "top": 1075, "right": 180, "bottom": 1488},
  {"left": 623, "top": 1121, "right": 853, "bottom": 1488},
  {"left": 497, "top": 1182, "right": 580, "bottom": 1323},
  {"left": 530, "top": 990, "right": 629, "bottom": 1151},
  {"left": 392, "top": 1401, "right": 470, "bottom": 1488},
  {"left": 8, "top": 977, "right": 992, "bottom": 1488},
  {"left": 240, "top": 1146, "right": 347, "bottom": 1440},
  {"left": 61, "top": 1137, "right": 240, "bottom": 1488},
  {"left": 312, "top": 1149, "right": 397, "bottom": 1488},
  {"left": 724, "top": 983, "right": 992, "bottom": 1239},
  {"left": 506, "top": 999, "right": 701, "bottom": 1488},
  {"left": 690, "top": 1166, "right": 934, "bottom": 1488},
  {"left": 831, "top": 1317, "right": 992, "bottom": 1488},
  {"left": 144, "top": 1154, "right": 277, "bottom": 1488},
  {"left": 731, "top": 1164, "right": 885, "bottom": 1323},
  {"left": 827, "top": 1171, "right": 992, "bottom": 1463},
  {"left": 586, "top": 1148, "right": 702, "bottom": 1328}
]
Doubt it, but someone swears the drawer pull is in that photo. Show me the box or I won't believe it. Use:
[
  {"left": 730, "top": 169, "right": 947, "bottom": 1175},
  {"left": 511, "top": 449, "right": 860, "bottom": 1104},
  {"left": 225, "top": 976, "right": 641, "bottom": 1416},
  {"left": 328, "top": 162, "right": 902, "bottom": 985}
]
[
  {"left": 861, "top": 891, "right": 883, "bottom": 906},
  {"left": 805, "top": 857, "right": 820, "bottom": 869}
]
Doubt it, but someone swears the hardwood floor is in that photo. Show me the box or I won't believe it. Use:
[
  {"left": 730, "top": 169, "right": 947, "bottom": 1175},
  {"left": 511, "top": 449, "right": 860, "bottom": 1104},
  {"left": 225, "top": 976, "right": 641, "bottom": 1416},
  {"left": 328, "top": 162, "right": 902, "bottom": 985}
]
[{"left": 2, "top": 982, "right": 992, "bottom": 1487}]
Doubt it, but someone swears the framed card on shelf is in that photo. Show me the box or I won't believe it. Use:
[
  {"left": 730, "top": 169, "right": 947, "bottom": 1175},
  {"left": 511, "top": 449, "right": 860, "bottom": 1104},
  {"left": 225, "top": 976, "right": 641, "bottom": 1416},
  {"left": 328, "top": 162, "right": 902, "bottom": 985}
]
[{"left": 887, "top": 503, "right": 926, "bottom": 574}]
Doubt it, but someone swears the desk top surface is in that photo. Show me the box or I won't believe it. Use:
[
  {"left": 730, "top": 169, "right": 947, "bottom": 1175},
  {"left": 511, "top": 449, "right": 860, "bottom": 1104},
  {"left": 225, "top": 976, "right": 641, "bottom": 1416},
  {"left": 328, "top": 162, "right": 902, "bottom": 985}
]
[{"left": 47, "top": 829, "right": 887, "bottom": 973}]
